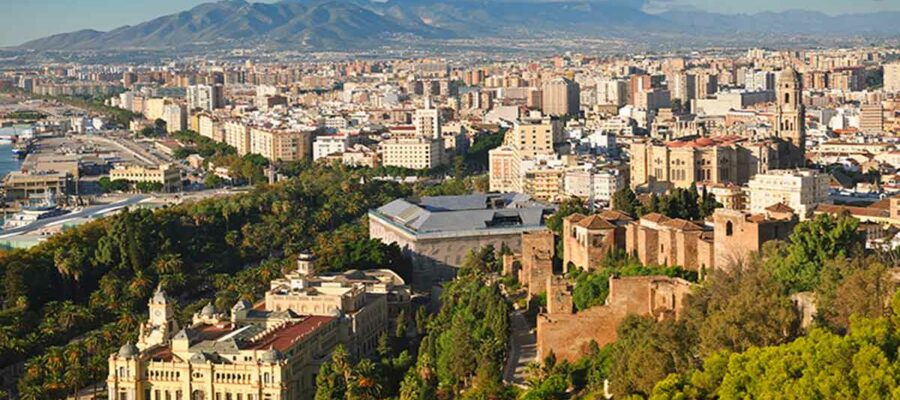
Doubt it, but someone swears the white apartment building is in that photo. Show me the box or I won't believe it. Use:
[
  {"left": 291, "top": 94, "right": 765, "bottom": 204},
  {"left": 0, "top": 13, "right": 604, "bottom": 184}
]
[
  {"left": 885, "top": 62, "right": 900, "bottom": 94},
  {"left": 748, "top": 169, "right": 830, "bottom": 219},
  {"left": 414, "top": 100, "right": 441, "bottom": 139},
  {"left": 186, "top": 84, "right": 224, "bottom": 112},
  {"left": 314, "top": 134, "right": 356, "bottom": 161},
  {"left": 381, "top": 137, "right": 444, "bottom": 170},
  {"left": 563, "top": 168, "right": 626, "bottom": 203},
  {"left": 224, "top": 121, "right": 252, "bottom": 156}
]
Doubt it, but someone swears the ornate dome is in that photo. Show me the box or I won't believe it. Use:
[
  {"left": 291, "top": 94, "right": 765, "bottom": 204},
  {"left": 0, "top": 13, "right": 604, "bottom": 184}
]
[
  {"left": 201, "top": 302, "right": 217, "bottom": 317},
  {"left": 117, "top": 343, "right": 139, "bottom": 358}
]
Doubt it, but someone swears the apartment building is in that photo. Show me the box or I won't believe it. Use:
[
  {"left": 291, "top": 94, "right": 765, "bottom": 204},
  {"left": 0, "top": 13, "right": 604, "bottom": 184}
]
[{"left": 250, "top": 128, "right": 314, "bottom": 162}]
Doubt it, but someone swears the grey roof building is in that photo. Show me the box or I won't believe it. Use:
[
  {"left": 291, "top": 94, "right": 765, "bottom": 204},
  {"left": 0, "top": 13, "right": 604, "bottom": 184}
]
[{"left": 369, "top": 193, "right": 554, "bottom": 287}]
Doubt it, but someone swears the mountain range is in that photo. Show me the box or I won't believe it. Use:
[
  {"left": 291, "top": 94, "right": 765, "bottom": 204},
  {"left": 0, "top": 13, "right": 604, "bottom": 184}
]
[{"left": 16, "top": 0, "right": 900, "bottom": 51}]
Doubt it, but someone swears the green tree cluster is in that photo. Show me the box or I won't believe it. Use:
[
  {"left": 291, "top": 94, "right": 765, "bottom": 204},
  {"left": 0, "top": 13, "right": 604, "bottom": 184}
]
[
  {"left": 570, "top": 252, "right": 698, "bottom": 311},
  {"left": 1, "top": 163, "right": 412, "bottom": 397},
  {"left": 400, "top": 247, "right": 511, "bottom": 398},
  {"left": 652, "top": 294, "right": 900, "bottom": 399}
]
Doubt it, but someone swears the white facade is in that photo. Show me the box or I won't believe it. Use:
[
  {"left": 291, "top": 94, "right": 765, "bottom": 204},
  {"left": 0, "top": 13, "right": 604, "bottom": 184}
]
[
  {"left": 314, "top": 135, "right": 353, "bottom": 161},
  {"left": 748, "top": 169, "right": 830, "bottom": 219},
  {"left": 563, "top": 168, "right": 625, "bottom": 203}
]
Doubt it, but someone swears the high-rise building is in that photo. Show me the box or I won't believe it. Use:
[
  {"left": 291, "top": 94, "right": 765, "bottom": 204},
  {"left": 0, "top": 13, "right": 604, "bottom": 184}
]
[
  {"left": 506, "top": 113, "right": 564, "bottom": 158},
  {"left": 774, "top": 68, "right": 806, "bottom": 167},
  {"left": 162, "top": 104, "right": 186, "bottom": 133},
  {"left": 541, "top": 77, "right": 580, "bottom": 116},
  {"left": 884, "top": 62, "right": 900, "bottom": 93},
  {"left": 186, "top": 84, "right": 224, "bottom": 112},
  {"left": 859, "top": 103, "right": 885, "bottom": 134},
  {"left": 414, "top": 98, "right": 441, "bottom": 139},
  {"left": 669, "top": 72, "right": 696, "bottom": 105},
  {"left": 596, "top": 78, "right": 627, "bottom": 107}
]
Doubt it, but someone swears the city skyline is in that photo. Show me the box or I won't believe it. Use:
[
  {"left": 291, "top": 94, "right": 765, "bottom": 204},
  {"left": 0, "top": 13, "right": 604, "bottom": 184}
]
[{"left": 2, "top": 0, "right": 899, "bottom": 47}]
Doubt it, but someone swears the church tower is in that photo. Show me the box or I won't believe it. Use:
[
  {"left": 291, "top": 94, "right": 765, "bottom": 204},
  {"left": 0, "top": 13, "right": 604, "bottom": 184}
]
[{"left": 775, "top": 67, "right": 805, "bottom": 167}]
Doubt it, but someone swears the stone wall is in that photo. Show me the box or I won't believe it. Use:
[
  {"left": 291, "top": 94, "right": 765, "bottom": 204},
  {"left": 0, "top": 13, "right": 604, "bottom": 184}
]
[{"left": 537, "top": 275, "right": 693, "bottom": 362}]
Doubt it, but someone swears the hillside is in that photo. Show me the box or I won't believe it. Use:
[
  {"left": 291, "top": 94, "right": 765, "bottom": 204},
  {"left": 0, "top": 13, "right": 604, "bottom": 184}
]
[{"left": 15, "top": 0, "right": 900, "bottom": 51}]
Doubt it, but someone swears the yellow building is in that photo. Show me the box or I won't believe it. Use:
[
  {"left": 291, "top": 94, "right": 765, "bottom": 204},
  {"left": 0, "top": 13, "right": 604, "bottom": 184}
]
[
  {"left": 224, "top": 121, "right": 252, "bottom": 156},
  {"left": 629, "top": 136, "right": 779, "bottom": 191},
  {"left": 380, "top": 136, "right": 444, "bottom": 170},
  {"left": 109, "top": 164, "right": 182, "bottom": 192},
  {"left": 108, "top": 254, "right": 408, "bottom": 400},
  {"left": 250, "top": 128, "right": 314, "bottom": 162}
]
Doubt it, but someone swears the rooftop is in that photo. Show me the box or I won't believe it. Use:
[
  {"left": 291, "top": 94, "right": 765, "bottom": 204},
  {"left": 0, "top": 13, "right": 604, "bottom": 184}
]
[{"left": 372, "top": 193, "right": 552, "bottom": 235}]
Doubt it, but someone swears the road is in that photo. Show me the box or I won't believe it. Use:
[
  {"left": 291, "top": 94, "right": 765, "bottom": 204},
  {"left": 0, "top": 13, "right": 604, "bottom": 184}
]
[
  {"left": 0, "top": 195, "right": 147, "bottom": 239},
  {"left": 504, "top": 309, "right": 537, "bottom": 387}
]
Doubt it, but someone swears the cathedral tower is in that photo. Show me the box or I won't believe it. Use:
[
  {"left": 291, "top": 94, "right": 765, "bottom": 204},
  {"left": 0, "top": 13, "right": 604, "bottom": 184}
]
[{"left": 775, "top": 67, "right": 805, "bottom": 167}]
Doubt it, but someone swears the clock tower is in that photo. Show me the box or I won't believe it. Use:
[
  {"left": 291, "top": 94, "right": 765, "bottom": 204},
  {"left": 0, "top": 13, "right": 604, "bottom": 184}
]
[{"left": 138, "top": 285, "right": 178, "bottom": 350}]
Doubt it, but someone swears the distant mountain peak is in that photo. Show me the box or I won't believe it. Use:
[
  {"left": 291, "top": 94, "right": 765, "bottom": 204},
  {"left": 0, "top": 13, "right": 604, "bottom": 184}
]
[{"left": 14, "top": 0, "right": 900, "bottom": 51}]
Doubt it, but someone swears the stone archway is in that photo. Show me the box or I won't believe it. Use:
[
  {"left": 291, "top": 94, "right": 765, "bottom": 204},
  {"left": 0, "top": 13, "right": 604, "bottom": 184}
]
[{"left": 191, "top": 390, "right": 205, "bottom": 400}]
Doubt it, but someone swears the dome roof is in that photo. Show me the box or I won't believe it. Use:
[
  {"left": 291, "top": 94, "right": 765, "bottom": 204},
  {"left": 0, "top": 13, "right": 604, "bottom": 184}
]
[
  {"left": 232, "top": 299, "right": 252, "bottom": 311},
  {"left": 201, "top": 302, "right": 217, "bottom": 317},
  {"left": 118, "top": 343, "right": 139, "bottom": 358},
  {"left": 190, "top": 352, "right": 209, "bottom": 363},
  {"left": 260, "top": 348, "right": 283, "bottom": 364}
]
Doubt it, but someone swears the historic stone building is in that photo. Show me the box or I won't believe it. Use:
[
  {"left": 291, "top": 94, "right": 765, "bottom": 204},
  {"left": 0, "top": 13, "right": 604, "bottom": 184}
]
[
  {"left": 107, "top": 255, "right": 408, "bottom": 400},
  {"left": 625, "top": 213, "right": 715, "bottom": 272},
  {"left": 629, "top": 136, "right": 781, "bottom": 192},
  {"left": 536, "top": 275, "right": 693, "bottom": 362},
  {"left": 774, "top": 67, "right": 806, "bottom": 168},
  {"left": 561, "top": 211, "right": 633, "bottom": 272},
  {"left": 713, "top": 208, "right": 796, "bottom": 270},
  {"left": 502, "top": 229, "right": 556, "bottom": 297}
]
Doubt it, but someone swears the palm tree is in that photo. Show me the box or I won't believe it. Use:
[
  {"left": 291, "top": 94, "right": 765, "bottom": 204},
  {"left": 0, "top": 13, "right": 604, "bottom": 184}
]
[
  {"left": 350, "top": 359, "right": 382, "bottom": 400},
  {"left": 153, "top": 253, "right": 184, "bottom": 275}
]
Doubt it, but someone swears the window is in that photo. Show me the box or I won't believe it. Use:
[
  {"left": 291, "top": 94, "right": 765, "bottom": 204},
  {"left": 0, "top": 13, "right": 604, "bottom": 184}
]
[{"left": 726, "top": 221, "right": 733, "bottom": 236}]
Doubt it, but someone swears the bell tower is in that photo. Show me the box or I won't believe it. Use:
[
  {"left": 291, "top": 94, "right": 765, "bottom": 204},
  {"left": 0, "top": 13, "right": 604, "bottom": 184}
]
[{"left": 775, "top": 67, "right": 805, "bottom": 167}]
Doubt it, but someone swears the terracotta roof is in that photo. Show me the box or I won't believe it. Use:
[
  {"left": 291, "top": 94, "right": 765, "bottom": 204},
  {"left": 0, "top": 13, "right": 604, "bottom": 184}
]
[
  {"left": 598, "top": 210, "right": 634, "bottom": 222},
  {"left": 575, "top": 215, "right": 616, "bottom": 230},
  {"left": 246, "top": 316, "right": 336, "bottom": 352},
  {"left": 566, "top": 213, "right": 587, "bottom": 223},
  {"left": 765, "top": 203, "right": 794, "bottom": 213},
  {"left": 641, "top": 213, "right": 670, "bottom": 224},
  {"left": 814, "top": 204, "right": 890, "bottom": 219},
  {"left": 194, "top": 324, "right": 236, "bottom": 342},
  {"left": 869, "top": 197, "right": 896, "bottom": 210},
  {"left": 662, "top": 218, "right": 702, "bottom": 231}
]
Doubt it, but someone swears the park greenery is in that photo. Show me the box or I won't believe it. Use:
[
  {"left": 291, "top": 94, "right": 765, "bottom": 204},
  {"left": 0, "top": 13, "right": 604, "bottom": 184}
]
[
  {"left": 98, "top": 177, "right": 164, "bottom": 194},
  {"left": 313, "top": 245, "right": 512, "bottom": 400},
  {"left": 612, "top": 185, "right": 721, "bottom": 220},
  {"left": 170, "top": 129, "right": 270, "bottom": 186},
  {"left": 1, "top": 163, "right": 413, "bottom": 398},
  {"left": 2, "top": 110, "right": 47, "bottom": 121}
]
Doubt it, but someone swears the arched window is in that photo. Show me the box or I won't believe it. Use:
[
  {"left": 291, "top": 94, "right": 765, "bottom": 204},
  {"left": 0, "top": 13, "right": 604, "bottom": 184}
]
[{"left": 726, "top": 221, "right": 734, "bottom": 236}]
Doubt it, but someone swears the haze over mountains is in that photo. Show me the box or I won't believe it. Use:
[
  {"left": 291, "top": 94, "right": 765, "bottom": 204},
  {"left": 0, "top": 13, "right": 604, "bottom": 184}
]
[{"left": 17, "top": 0, "right": 900, "bottom": 51}]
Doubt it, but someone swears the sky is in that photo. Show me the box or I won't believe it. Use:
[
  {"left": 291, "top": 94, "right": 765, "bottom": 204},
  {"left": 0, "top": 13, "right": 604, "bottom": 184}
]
[{"left": 1, "top": 0, "right": 899, "bottom": 47}]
